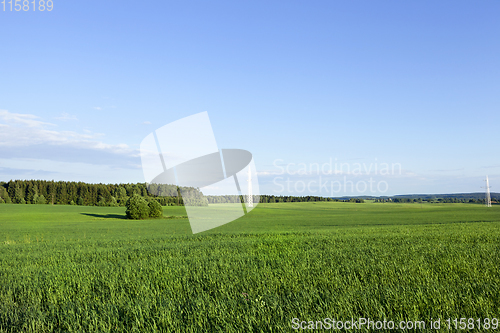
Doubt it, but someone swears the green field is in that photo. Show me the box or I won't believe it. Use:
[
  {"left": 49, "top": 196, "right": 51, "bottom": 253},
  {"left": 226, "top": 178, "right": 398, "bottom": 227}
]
[{"left": 1, "top": 202, "right": 499, "bottom": 332}]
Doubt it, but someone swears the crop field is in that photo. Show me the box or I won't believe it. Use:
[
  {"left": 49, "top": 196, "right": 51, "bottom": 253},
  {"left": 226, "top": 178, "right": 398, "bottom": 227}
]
[{"left": 1, "top": 202, "right": 499, "bottom": 332}]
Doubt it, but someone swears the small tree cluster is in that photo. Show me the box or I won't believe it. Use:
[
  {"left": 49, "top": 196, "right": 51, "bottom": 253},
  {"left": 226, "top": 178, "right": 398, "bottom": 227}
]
[
  {"left": 148, "top": 200, "right": 162, "bottom": 217},
  {"left": 125, "top": 195, "right": 163, "bottom": 220}
]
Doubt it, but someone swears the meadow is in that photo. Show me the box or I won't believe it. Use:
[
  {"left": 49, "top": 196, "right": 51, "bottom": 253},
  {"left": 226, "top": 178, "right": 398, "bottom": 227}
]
[{"left": 0, "top": 202, "right": 499, "bottom": 332}]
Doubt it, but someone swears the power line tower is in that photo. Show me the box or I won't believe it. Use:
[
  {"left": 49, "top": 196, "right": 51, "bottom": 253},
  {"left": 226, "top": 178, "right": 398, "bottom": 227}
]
[
  {"left": 247, "top": 166, "right": 253, "bottom": 208},
  {"left": 484, "top": 176, "right": 492, "bottom": 207}
]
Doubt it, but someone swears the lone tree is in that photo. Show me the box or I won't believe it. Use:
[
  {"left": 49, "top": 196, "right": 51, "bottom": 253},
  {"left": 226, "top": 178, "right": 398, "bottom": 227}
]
[{"left": 125, "top": 195, "right": 150, "bottom": 219}]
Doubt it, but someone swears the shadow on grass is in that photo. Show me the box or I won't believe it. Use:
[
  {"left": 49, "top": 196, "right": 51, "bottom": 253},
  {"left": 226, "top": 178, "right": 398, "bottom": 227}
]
[
  {"left": 81, "top": 213, "right": 188, "bottom": 220},
  {"left": 81, "top": 213, "right": 128, "bottom": 220}
]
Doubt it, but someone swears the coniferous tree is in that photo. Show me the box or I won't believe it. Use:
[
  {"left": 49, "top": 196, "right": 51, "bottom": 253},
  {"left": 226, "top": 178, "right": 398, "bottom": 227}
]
[
  {"left": 27, "top": 183, "right": 38, "bottom": 204},
  {"left": 109, "top": 196, "right": 119, "bottom": 207},
  {"left": 14, "top": 182, "right": 24, "bottom": 204},
  {"left": 36, "top": 195, "right": 46, "bottom": 204}
]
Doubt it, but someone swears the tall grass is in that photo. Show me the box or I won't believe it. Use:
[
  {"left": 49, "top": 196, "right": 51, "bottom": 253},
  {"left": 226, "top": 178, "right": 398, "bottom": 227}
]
[{"left": 0, "top": 203, "right": 499, "bottom": 332}]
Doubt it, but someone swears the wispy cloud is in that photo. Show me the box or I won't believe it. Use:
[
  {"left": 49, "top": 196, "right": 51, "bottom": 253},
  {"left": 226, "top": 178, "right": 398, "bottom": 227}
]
[
  {"left": 55, "top": 112, "right": 78, "bottom": 121},
  {"left": 0, "top": 166, "right": 56, "bottom": 178},
  {"left": 429, "top": 167, "right": 466, "bottom": 173},
  {"left": 143, "top": 121, "right": 152, "bottom": 125},
  {"left": 482, "top": 164, "right": 500, "bottom": 169},
  {"left": 0, "top": 109, "right": 139, "bottom": 168},
  {"left": 0, "top": 160, "right": 143, "bottom": 183},
  {"left": 93, "top": 107, "right": 102, "bottom": 110},
  {"left": 0, "top": 110, "right": 54, "bottom": 127}
]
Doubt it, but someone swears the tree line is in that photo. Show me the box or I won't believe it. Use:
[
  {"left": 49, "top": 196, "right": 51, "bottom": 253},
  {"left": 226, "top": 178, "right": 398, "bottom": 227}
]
[
  {"left": 257, "top": 195, "right": 363, "bottom": 203},
  {"left": 0, "top": 180, "right": 368, "bottom": 206},
  {"left": 0, "top": 180, "right": 197, "bottom": 206},
  {"left": 205, "top": 195, "right": 345, "bottom": 204}
]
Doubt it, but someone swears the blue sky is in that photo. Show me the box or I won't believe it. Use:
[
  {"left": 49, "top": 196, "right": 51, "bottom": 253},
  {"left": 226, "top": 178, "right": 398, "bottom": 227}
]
[{"left": 1, "top": 0, "right": 499, "bottom": 196}]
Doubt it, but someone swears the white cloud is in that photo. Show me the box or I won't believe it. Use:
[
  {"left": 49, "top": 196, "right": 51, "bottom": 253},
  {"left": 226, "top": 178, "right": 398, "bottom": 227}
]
[
  {"left": 0, "top": 109, "right": 54, "bottom": 127},
  {"left": 93, "top": 106, "right": 102, "bottom": 110},
  {"left": 0, "top": 158, "right": 144, "bottom": 183},
  {"left": 0, "top": 109, "right": 140, "bottom": 168},
  {"left": 143, "top": 121, "right": 152, "bottom": 125}
]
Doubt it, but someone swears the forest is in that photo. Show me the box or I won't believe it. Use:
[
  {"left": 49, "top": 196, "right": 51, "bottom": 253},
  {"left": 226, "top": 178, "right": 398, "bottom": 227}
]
[
  {"left": 0, "top": 180, "right": 183, "bottom": 206},
  {"left": 0, "top": 180, "right": 342, "bottom": 206}
]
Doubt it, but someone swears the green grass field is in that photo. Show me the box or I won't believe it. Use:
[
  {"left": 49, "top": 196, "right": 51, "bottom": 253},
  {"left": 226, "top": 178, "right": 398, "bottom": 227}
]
[{"left": 1, "top": 202, "right": 499, "bottom": 332}]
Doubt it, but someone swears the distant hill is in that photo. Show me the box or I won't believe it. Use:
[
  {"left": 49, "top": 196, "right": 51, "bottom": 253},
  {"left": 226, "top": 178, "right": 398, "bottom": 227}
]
[
  {"left": 334, "top": 193, "right": 500, "bottom": 200},
  {"left": 393, "top": 193, "right": 500, "bottom": 200}
]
